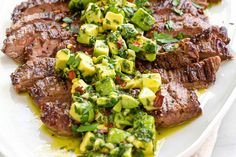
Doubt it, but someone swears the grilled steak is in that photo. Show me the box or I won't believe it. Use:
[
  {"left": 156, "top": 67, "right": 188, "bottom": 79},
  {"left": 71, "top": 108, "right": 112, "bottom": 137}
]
[
  {"left": 151, "top": 81, "right": 202, "bottom": 127},
  {"left": 154, "top": 39, "right": 200, "bottom": 70},
  {"left": 191, "top": 26, "right": 233, "bottom": 60},
  {"left": 29, "top": 76, "right": 73, "bottom": 136},
  {"left": 3, "top": 21, "right": 74, "bottom": 63},
  {"left": 12, "top": 0, "right": 69, "bottom": 24},
  {"left": 29, "top": 76, "right": 71, "bottom": 107},
  {"left": 11, "top": 57, "right": 55, "bottom": 93},
  {"left": 7, "top": 12, "right": 67, "bottom": 34},
  {"left": 147, "top": 0, "right": 209, "bottom": 38},
  {"left": 158, "top": 56, "right": 221, "bottom": 89}
]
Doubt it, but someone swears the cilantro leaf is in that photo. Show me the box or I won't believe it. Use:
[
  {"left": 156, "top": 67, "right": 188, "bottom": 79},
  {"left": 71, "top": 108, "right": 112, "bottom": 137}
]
[{"left": 154, "top": 32, "right": 178, "bottom": 44}]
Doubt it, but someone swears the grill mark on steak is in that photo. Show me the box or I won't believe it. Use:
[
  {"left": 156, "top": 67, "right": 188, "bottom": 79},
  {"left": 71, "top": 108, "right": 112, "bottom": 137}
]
[
  {"left": 28, "top": 76, "right": 71, "bottom": 107},
  {"left": 151, "top": 81, "right": 202, "bottom": 127},
  {"left": 11, "top": 57, "right": 55, "bottom": 93},
  {"left": 7, "top": 12, "right": 67, "bottom": 35},
  {"left": 154, "top": 39, "right": 200, "bottom": 70},
  {"left": 191, "top": 26, "right": 233, "bottom": 60},
  {"left": 28, "top": 76, "right": 73, "bottom": 136},
  {"left": 3, "top": 21, "right": 74, "bottom": 63},
  {"left": 158, "top": 56, "right": 221, "bottom": 89},
  {"left": 12, "top": 0, "right": 69, "bottom": 24}
]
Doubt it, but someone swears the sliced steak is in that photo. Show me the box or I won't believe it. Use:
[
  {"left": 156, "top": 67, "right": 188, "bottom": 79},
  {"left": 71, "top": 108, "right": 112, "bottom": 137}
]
[
  {"left": 28, "top": 76, "right": 71, "bottom": 107},
  {"left": 151, "top": 81, "right": 202, "bottom": 127},
  {"left": 41, "top": 100, "right": 73, "bottom": 136},
  {"left": 2, "top": 21, "right": 74, "bottom": 63},
  {"left": 10, "top": 57, "right": 55, "bottom": 93},
  {"left": 191, "top": 26, "right": 233, "bottom": 60},
  {"left": 7, "top": 12, "right": 67, "bottom": 34},
  {"left": 147, "top": 0, "right": 209, "bottom": 38},
  {"left": 154, "top": 39, "right": 199, "bottom": 70},
  {"left": 12, "top": 0, "right": 69, "bottom": 24},
  {"left": 29, "top": 76, "right": 73, "bottom": 136},
  {"left": 158, "top": 56, "right": 221, "bottom": 89}
]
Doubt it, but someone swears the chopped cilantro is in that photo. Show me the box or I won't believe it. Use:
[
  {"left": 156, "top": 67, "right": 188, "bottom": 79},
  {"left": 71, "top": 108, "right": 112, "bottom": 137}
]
[
  {"left": 165, "top": 20, "right": 174, "bottom": 30},
  {"left": 76, "top": 123, "right": 98, "bottom": 132},
  {"left": 172, "top": 0, "right": 180, "bottom": 6},
  {"left": 63, "top": 17, "right": 73, "bottom": 24},
  {"left": 172, "top": 7, "right": 183, "bottom": 15},
  {"left": 135, "top": 0, "right": 148, "bottom": 8},
  {"left": 192, "top": 2, "right": 204, "bottom": 9},
  {"left": 153, "top": 32, "right": 178, "bottom": 44}
]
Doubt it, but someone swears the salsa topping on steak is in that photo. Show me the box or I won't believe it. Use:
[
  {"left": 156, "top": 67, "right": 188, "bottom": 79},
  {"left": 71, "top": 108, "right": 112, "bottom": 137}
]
[{"left": 2, "top": 0, "right": 233, "bottom": 156}]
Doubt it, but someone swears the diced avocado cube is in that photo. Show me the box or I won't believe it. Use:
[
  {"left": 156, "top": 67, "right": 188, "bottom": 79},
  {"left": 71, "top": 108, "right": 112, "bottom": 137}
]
[
  {"left": 95, "top": 64, "right": 116, "bottom": 79},
  {"left": 80, "top": 132, "right": 95, "bottom": 153},
  {"left": 121, "top": 59, "right": 135, "bottom": 74},
  {"left": 107, "top": 128, "right": 131, "bottom": 144},
  {"left": 55, "top": 49, "right": 70, "bottom": 70},
  {"left": 106, "top": 5, "right": 126, "bottom": 17},
  {"left": 121, "top": 94, "right": 139, "bottom": 109},
  {"left": 134, "top": 113, "right": 155, "bottom": 137},
  {"left": 131, "top": 8, "right": 156, "bottom": 31},
  {"left": 144, "top": 53, "right": 156, "bottom": 62},
  {"left": 95, "top": 78, "right": 116, "bottom": 96},
  {"left": 112, "top": 101, "right": 122, "bottom": 112},
  {"left": 77, "top": 52, "right": 96, "bottom": 77},
  {"left": 71, "top": 78, "right": 88, "bottom": 94},
  {"left": 142, "top": 73, "right": 161, "bottom": 93},
  {"left": 107, "top": 31, "right": 127, "bottom": 55},
  {"left": 96, "top": 97, "right": 109, "bottom": 106},
  {"left": 123, "top": 78, "right": 142, "bottom": 89},
  {"left": 126, "top": 49, "right": 136, "bottom": 61},
  {"left": 84, "top": 3, "right": 103, "bottom": 24},
  {"left": 122, "top": 146, "right": 132, "bottom": 157},
  {"left": 77, "top": 24, "right": 98, "bottom": 45},
  {"left": 69, "top": 101, "right": 94, "bottom": 123},
  {"left": 138, "top": 87, "right": 156, "bottom": 110},
  {"left": 118, "top": 23, "right": 138, "bottom": 39},
  {"left": 94, "top": 40, "right": 109, "bottom": 57},
  {"left": 103, "top": 12, "right": 124, "bottom": 31},
  {"left": 128, "top": 35, "right": 157, "bottom": 53}
]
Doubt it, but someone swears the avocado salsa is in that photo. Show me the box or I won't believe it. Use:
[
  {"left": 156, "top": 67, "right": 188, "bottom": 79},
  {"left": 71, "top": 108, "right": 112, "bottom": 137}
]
[{"left": 55, "top": 0, "right": 163, "bottom": 156}]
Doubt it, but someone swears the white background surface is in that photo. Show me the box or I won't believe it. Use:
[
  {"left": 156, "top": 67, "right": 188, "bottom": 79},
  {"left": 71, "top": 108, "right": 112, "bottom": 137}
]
[{"left": 0, "top": 0, "right": 236, "bottom": 157}]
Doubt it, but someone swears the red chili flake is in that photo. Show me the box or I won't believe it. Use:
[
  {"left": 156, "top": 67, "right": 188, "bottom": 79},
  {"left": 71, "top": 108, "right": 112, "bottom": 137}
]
[
  {"left": 154, "top": 93, "right": 164, "bottom": 108},
  {"left": 127, "top": 0, "right": 134, "bottom": 2},
  {"left": 98, "top": 129, "right": 108, "bottom": 134},
  {"left": 107, "top": 123, "right": 113, "bottom": 128},
  {"left": 75, "top": 86, "right": 85, "bottom": 94},
  {"left": 117, "top": 40, "right": 123, "bottom": 49},
  {"left": 133, "top": 41, "right": 140, "bottom": 47},
  {"left": 68, "top": 70, "right": 76, "bottom": 80}
]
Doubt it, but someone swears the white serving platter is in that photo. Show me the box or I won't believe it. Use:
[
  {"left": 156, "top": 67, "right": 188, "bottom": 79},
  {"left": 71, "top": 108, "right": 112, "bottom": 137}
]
[{"left": 0, "top": 0, "right": 236, "bottom": 157}]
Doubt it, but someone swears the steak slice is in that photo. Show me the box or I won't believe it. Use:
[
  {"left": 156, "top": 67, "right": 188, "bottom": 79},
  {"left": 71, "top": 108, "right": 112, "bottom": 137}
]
[
  {"left": 29, "top": 76, "right": 71, "bottom": 107},
  {"left": 7, "top": 12, "right": 67, "bottom": 35},
  {"left": 147, "top": 0, "right": 209, "bottom": 38},
  {"left": 2, "top": 21, "right": 73, "bottom": 63},
  {"left": 12, "top": 0, "right": 69, "bottom": 24},
  {"left": 154, "top": 39, "right": 200, "bottom": 70},
  {"left": 28, "top": 76, "right": 73, "bottom": 136},
  {"left": 159, "top": 56, "right": 221, "bottom": 89},
  {"left": 40, "top": 100, "right": 73, "bottom": 136},
  {"left": 11, "top": 57, "right": 55, "bottom": 93},
  {"left": 151, "top": 81, "right": 202, "bottom": 127},
  {"left": 191, "top": 26, "right": 233, "bottom": 60}
]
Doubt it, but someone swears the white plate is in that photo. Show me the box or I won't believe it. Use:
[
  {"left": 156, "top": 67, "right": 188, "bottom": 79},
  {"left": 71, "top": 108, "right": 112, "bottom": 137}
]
[{"left": 0, "top": 0, "right": 236, "bottom": 157}]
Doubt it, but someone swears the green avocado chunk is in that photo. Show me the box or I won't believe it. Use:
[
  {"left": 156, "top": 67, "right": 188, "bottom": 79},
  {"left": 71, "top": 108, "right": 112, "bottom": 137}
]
[
  {"left": 55, "top": 49, "right": 70, "bottom": 70},
  {"left": 121, "top": 94, "right": 140, "bottom": 109},
  {"left": 107, "top": 128, "right": 131, "bottom": 144},
  {"left": 138, "top": 87, "right": 156, "bottom": 111},
  {"left": 83, "top": 3, "right": 103, "bottom": 24},
  {"left": 131, "top": 8, "right": 156, "bottom": 31},
  {"left": 77, "top": 24, "right": 98, "bottom": 45},
  {"left": 94, "top": 40, "right": 109, "bottom": 57},
  {"left": 95, "top": 77, "right": 116, "bottom": 96}
]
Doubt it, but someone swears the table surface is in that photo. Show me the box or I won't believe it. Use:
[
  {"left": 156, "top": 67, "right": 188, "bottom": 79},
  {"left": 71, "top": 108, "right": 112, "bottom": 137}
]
[{"left": 212, "top": 100, "right": 236, "bottom": 157}]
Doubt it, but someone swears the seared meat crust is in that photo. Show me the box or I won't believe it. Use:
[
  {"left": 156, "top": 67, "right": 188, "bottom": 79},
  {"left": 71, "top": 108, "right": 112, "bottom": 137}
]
[
  {"left": 11, "top": 57, "right": 55, "bottom": 93},
  {"left": 151, "top": 81, "right": 202, "bottom": 127}
]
